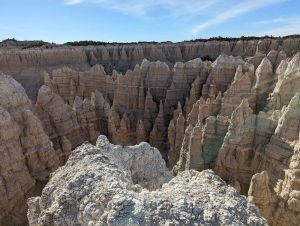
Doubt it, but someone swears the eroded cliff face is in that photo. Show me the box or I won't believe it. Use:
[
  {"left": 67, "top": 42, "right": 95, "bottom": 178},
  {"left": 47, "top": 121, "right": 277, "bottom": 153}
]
[
  {"left": 0, "top": 73, "right": 101, "bottom": 225},
  {"left": 0, "top": 38, "right": 299, "bottom": 225},
  {"left": 1, "top": 37, "right": 300, "bottom": 99},
  {"left": 40, "top": 58, "right": 211, "bottom": 160},
  {"left": 0, "top": 74, "right": 62, "bottom": 225},
  {"left": 27, "top": 135, "right": 267, "bottom": 226},
  {"left": 168, "top": 52, "right": 300, "bottom": 225}
]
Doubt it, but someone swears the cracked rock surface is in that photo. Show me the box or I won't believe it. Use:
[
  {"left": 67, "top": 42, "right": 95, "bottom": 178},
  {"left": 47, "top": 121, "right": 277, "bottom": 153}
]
[{"left": 28, "top": 135, "right": 267, "bottom": 226}]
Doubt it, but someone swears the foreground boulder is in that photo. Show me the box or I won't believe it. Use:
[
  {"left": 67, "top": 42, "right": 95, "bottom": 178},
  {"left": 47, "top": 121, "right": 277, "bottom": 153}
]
[{"left": 28, "top": 136, "right": 267, "bottom": 226}]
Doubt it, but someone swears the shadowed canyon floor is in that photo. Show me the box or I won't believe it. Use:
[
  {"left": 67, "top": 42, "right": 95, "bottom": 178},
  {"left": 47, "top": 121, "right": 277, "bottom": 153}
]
[{"left": 0, "top": 37, "right": 300, "bottom": 225}]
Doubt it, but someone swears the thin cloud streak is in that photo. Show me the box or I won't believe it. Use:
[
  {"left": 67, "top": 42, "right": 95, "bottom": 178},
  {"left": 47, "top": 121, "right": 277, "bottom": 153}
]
[
  {"left": 251, "top": 16, "right": 300, "bottom": 25},
  {"left": 64, "top": 0, "right": 219, "bottom": 18},
  {"left": 255, "top": 17, "right": 300, "bottom": 36},
  {"left": 259, "top": 27, "right": 300, "bottom": 36},
  {"left": 65, "top": 0, "right": 86, "bottom": 5},
  {"left": 191, "top": 0, "right": 287, "bottom": 35}
]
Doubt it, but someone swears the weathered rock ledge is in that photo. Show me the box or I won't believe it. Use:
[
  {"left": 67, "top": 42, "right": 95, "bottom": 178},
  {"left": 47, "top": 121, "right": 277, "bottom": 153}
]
[{"left": 28, "top": 135, "right": 267, "bottom": 226}]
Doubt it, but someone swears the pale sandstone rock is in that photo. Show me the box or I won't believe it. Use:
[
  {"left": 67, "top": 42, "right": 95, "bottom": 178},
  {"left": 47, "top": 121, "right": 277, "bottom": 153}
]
[
  {"left": 172, "top": 59, "right": 209, "bottom": 107},
  {"left": 142, "top": 59, "right": 171, "bottom": 102},
  {"left": 36, "top": 85, "right": 99, "bottom": 149},
  {"left": 266, "top": 50, "right": 287, "bottom": 70},
  {"left": 168, "top": 111, "right": 185, "bottom": 168},
  {"left": 246, "top": 52, "right": 266, "bottom": 69},
  {"left": 91, "top": 90, "right": 111, "bottom": 135},
  {"left": 215, "top": 99, "right": 256, "bottom": 193},
  {"left": 143, "top": 88, "right": 158, "bottom": 135},
  {"left": 16, "top": 46, "right": 299, "bottom": 226},
  {"left": 202, "top": 115, "right": 229, "bottom": 168},
  {"left": 174, "top": 113, "right": 229, "bottom": 173},
  {"left": 249, "top": 139, "right": 300, "bottom": 226},
  {"left": 1, "top": 37, "right": 299, "bottom": 99},
  {"left": 248, "top": 171, "right": 276, "bottom": 222},
  {"left": 136, "top": 120, "right": 146, "bottom": 143},
  {"left": 215, "top": 93, "right": 300, "bottom": 225},
  {"left": 269, "top": 52, "right": 300, "bottom": 109},
  {"left": 206, "top": 54, "right": 247, "bottom": 92},
  {"left": 254, "top": 57, "right": 274, "bottom": 111},
  {"left": 150, "top": 101, "right": 167, "bottom": 156},
  {"left": 27, "top": 136, "right": 267, "bottom": 226},
  {"left": 171, "top": 83, "right": 228, "bottom": 172},
  {"left": 108, "top": 105, "right": 121, "bottom": 144},
  {"left": 0, "top": 74, "right": 61, "bottom": 226},
  {"left": 220, "top": 65, "right": 255, "bottom": 117},
  {"left": 0, "top": 48, "right": 299, "bottom": 225},
  {"left": 185, "top": 75, "right": 203, "bottom": 115}
]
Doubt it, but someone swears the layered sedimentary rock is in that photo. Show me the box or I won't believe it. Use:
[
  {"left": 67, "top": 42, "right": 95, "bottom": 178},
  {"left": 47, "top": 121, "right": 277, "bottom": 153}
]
[
  {"left": 0, "top": 75, "right": 102, "bottom": 225},
  {"left": 0, "top": 38, "right": 300, "bottom": 226},
  {"left": 165, "top": 51, "right": 299, "bottom": 225},
  {"left": 215, "top": 93, "right": 300, "bottom": 224},
  {"left": 220, "top": 64, "right": 255, "bottom": 116},
  {"left": 254, "top": 57, "right": 274, "bottom": 111},
  {"left": 269, "top": 52, "right": 300, "bottom": 110},
  {"left": 35, "top": 85, "right": 99, "bottom": 152},
  {"left": 0, "top": 74, "right": 62, "bottom": 226},
  {"left": 28, "top": 135, "right": 267, "bottom": 226},
  {"left": 248, "top": 137, "right": 300, "bottom": 226},
  {"left": 42, "top": 57, "right": 209, "bottom": 158},
  {"left": 206, "top": 54, "right": 249, "bottom": 92},
  {"left": 249, "top": 94, "right": 300, "bottom": 226},
  {"left": 215, "top": 99, "right": 257, "bottom": 193},
  {"left": 1, "top": 37, "right": 300, "bottom": 99},
  {"left": 170, "top": 89, "right": 226, "bottom": 171}
]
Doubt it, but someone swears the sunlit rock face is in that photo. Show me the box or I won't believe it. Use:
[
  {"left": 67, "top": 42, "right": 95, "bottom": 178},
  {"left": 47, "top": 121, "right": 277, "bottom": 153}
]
[
  {"left": 0, "top": 37, "right": 299, "bottom": 225},
  {"left": 27, "top": 135, "right": 267, "bottom": 226},
  {"left": 1, "top": 37, "right": 299, "bottom": 99},
  {"left": 0, "top": 74, "right": 62, "bottom": 226}
]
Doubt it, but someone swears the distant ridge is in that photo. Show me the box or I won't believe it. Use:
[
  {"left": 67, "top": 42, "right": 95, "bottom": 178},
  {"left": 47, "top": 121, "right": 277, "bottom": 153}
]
[{"left": 1, "top": 34, "right": 300, "bottom": 48}]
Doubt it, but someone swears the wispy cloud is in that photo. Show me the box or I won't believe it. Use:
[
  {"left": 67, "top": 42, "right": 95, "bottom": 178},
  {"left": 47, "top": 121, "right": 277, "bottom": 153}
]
[
  {"left": 65, "top": 0, "right": 86, "bottom": 5},
  {"left": 253, "top": 16, "right": 300, "bottom": 36},
  {"left": 64, "top": 0, "right": 219, "bottom": 18},
  {"left": 251, "top": 16, "right": 300, "bottom": 25},
  {"left": 191, "top": 0, "right": 287, "bottom": 35},
  {"left": 250, "top": 16, "right": 287, "bottom": 25}
]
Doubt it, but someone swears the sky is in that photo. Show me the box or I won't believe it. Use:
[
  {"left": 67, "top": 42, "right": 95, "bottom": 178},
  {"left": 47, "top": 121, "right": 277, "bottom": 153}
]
[{"left": 1, "top": 0, "right": 300, "bottom": 43}]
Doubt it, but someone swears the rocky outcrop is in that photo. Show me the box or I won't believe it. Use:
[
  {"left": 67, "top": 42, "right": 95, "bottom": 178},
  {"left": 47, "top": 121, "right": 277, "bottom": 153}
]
[
  {"left": 220, "top": 65, "right": 255, "bottom": 116},
  {"left": 35, "top": 85, "right": 99, "bottom": 152},
  {"left": 0, "top": 41, "right": 299, "bottom": 226},
  {"left": 1, "top": 37, "right": 300, "bottom": 100},
  {"left": 27, "top": 135, "right": 267, "bottom": 226},
  {"left": 215, "top": 93, "right": 300, "bottom": 224},
  {"left": 254, "top": 57, "right": 274, "bottom": 111},
  {"left": 206, "top": 54, "right": 248, "bottom": 93},
  {"left": 41, "top": 58, "right": 210, "bottom": 158},
  {"left": 168, "top": 103, "right": 185, "bottom": 167},
  {"left": 215, "top": 99, "right": 256, "bottom": 193},
  {"left": 248, "top": 138, "right": 300, "bottom": 226},
  {"left": 20, "top": 51, "right": 298, "bottom": 166},
  {"left": 0, "top": 74, "right": 62, "bottom": 226},
  {"left": 248, "top": 171, "right": 276, "bottom": 221},
  {"left": 269, "top": 52, "right": 300, "bottom": 110},
  {"left": 171, "top": 90, "right": 226, "bottom": 172}
]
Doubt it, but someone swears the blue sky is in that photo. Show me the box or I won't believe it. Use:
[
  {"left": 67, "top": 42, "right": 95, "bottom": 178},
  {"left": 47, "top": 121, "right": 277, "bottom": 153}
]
[{"left": 1, "top": 0, "right": 300, "bottom": 43}]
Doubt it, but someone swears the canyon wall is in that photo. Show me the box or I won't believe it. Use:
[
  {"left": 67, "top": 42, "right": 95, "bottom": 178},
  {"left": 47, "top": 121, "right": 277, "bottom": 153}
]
[
  {"left": 0, "top": 38, "right": 299, "bottom": 225},
  {"left": 1, "top": 37, "right": 300, "bottom": 99},
  {"left": 0, "top": 73, "right": 100, "bottom": 225},
  {"left": 172, "top": 52, "right": 300, "bottom": 225}
]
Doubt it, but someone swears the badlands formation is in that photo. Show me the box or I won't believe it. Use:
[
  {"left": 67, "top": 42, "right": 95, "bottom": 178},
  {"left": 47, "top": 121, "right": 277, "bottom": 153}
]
[{"left": 0, "top": 36, "right": 299, "bottom": 225}]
